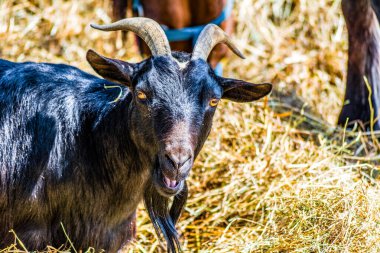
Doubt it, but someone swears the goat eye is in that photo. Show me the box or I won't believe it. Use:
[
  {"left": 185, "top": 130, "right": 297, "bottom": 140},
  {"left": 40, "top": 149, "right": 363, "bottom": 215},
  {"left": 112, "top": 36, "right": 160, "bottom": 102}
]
[
  {"left": 209, "top": 98, "right": 219, "bottom": 107},
  {"left": 137, "top": 91, "right": 147, "bottom": 100}
]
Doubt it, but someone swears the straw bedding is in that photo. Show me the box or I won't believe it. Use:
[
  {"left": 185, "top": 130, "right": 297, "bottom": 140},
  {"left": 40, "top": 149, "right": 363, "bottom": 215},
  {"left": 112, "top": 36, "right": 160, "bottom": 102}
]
[{"left": 0, "top": 0, "right": 379, "bottom": 252}]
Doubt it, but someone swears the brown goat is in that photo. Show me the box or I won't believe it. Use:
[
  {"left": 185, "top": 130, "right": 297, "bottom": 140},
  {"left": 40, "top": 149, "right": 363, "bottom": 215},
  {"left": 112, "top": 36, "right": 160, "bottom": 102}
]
[
  {"left": 112, "top": 0, "right": 233, "bottom": 69},
  {"left": 339, "top": 0, "right": 380, "bottom": 130}
]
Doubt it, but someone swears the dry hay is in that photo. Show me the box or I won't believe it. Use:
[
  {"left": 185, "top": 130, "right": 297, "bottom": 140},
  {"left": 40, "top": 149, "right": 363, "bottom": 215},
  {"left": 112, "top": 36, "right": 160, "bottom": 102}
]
[{"left": 0, "top": 0, "right": 380, "bottom": 252}]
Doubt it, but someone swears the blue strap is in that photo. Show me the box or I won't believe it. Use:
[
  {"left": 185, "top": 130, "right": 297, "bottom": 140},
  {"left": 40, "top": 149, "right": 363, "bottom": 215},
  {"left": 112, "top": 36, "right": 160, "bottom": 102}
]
[
  {"left": 132, "top": 0, "right": 232, "bottom": 76},
  {"left": 132, "top": 0, "right": 144, "bottom": 17},
  {"left": 133, "top": 0, "right": 234, "bottom": 44}
]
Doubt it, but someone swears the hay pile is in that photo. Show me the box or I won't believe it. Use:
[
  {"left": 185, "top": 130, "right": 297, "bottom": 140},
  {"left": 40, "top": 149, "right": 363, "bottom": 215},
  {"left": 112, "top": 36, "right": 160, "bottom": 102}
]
[{"left": 1, "top": 0, "right": 380, "bottom": 252}]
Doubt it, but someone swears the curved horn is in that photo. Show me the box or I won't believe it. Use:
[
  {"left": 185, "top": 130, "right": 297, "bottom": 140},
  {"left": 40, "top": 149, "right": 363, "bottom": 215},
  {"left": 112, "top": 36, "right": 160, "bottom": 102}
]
[
  {"left": 91, "top": 17, "right": 171, "bottom": 56},
  {"left": 192, "top": 24, "right": 245, "bottom": 61}
]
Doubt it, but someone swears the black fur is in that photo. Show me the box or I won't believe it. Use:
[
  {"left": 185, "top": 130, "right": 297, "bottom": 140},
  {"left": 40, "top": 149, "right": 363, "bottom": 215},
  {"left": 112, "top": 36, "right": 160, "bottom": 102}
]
[
  {"left": 372, "top": 0, "right": 380, "bottom": 23},
  {"left": 0, "top": 51, "right": 271, "bottom": 252}
]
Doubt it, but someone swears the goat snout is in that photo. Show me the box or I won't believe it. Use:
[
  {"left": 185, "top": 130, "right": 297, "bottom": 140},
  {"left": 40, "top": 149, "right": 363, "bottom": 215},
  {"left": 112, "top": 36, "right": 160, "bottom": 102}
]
[
  {"left": 164, "top": 153, "right": 191, "bottom": 170},
  {"left": 161, "top": 144, "right": 193, "bottom": 180}
]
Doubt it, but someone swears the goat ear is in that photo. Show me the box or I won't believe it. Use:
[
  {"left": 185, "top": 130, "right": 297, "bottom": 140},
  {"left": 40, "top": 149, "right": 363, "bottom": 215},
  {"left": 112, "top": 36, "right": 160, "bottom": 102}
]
[
  {"left": 219, "top": 77, "right": 272, "bottom": 102},
  {"left": 86, "top": 49, "right": 134, "bottom": 86}
]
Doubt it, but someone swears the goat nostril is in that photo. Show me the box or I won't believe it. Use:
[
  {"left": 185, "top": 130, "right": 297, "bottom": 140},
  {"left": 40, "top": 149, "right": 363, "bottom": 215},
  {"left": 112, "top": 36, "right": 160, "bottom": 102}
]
[
  {"left": 178, "top": 156, "right": 191, "bottom": 168},
  {"left": 164, "top": 153, "right": 192, "bottom": 169},
  {"left": 165, "top": 154, "right": 177, "bottom": 169}
]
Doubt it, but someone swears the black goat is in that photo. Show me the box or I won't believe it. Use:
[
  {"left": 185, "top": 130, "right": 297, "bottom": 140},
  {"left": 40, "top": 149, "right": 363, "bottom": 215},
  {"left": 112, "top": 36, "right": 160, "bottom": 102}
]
[{"left": 0, "top": 18, "right": 272, "bottom": 252}]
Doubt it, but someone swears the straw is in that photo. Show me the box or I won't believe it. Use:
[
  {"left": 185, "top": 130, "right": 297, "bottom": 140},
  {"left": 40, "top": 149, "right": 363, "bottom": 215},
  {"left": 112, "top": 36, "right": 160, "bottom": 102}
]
[{"left": 1, "top": 0, "right": 379, "bottom": 252}]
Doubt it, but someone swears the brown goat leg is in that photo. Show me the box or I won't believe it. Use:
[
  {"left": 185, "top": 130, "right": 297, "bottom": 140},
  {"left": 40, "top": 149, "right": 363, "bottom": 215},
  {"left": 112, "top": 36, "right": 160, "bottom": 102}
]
[
  {"left": 338, "top": 0, "right": 380, "bottom": 130},
  {"left": 112, "top": 0, "right": 129, "bottom": 42},
  {"left": 112, "top": 0, "right": 128, "bottom": 21}
]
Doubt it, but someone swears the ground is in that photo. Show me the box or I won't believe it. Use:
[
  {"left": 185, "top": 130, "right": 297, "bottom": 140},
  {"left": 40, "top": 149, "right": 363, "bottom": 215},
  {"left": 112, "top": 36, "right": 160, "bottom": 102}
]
[{"left": 1, "top": 0, "right": 379, "bottom": 252}]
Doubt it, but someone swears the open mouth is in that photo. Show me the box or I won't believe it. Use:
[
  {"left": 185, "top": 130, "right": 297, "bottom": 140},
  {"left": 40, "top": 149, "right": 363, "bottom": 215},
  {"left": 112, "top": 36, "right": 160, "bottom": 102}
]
[
  {"left": 163, "top": 176, "right": 179, "bottom": 189},
  {"left": 153, "top": 167, "right": 184, "bottom": 197},
  {"left": 160, "top": 171, "right": 183, "bottom": 195}
]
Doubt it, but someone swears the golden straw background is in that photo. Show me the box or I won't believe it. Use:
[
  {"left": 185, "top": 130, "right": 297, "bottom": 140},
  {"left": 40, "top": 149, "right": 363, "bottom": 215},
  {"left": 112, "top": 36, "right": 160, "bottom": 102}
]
[{"left": 1, "top": 0, "right": 380, "bottom": 252}]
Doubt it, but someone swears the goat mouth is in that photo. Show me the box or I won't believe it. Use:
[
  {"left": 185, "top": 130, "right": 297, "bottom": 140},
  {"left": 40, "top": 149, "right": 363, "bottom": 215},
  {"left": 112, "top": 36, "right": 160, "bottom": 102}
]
[
  {"left": 159, "top": 171, "right": 183, "bottom": 195},
  {"left": 163, "top": 175, "right": 179, "bottom": 189},
  {"left": 153, "top": 167, "right": 183, "bottom": 197}
]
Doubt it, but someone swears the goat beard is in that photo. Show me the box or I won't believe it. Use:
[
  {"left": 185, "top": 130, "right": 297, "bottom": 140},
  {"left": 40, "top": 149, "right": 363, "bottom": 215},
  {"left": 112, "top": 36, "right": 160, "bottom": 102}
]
[{"left": 144, "top": 179, "right": 188, "bottom": 253}]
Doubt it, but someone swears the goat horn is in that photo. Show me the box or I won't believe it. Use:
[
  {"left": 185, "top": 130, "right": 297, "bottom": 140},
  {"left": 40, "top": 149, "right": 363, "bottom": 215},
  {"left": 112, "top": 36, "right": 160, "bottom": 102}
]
[
  {"left": 192, "top": 24, "right": 245, "bottom": 61},
  {"left": 91, "top": 17, "right": 171, "bottom": 56}
]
